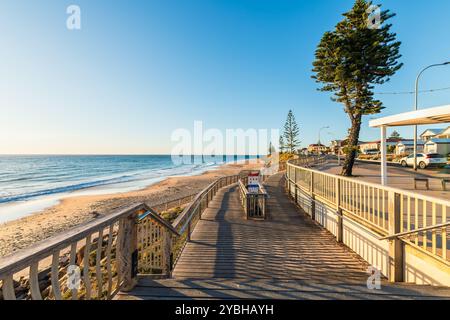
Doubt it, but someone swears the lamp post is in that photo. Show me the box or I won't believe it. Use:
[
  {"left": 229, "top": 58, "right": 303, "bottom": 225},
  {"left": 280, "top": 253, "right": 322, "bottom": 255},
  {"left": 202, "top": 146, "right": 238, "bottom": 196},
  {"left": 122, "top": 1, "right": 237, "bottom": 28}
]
[
  {"left": 327, "top": 132, "right": 341, "bottom": 166},
  {"left": 318, "top": 126, "right": 330, "bottom": 155},
  {"left": 413, "top": 62, "right": 450, "bottom": 171}
]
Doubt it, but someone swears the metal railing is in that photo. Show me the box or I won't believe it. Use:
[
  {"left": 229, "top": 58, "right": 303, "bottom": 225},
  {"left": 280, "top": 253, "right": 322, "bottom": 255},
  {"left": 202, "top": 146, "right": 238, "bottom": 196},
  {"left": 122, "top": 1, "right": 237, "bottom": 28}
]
[
  {"left": 286, "top": 160, "right": 450, "bottom": 281},
  {"left": 0, "top": 175, "right": 240, "bottom": 300},
  {"left": 380, "top": 222, "right": 450, "bottom": 241}
]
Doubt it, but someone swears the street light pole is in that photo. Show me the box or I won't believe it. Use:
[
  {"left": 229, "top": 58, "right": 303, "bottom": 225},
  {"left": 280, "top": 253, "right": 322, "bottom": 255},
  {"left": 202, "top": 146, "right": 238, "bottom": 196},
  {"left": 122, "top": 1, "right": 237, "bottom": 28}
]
[
  {"left": 413, "top": 62, "right": 450, "bottom": 171},
  {"left": 327, "top": 132, "right": 341, "bottom": 166},
  {"left": 318, "top": 126, "right": 330, "bottom": 155}
]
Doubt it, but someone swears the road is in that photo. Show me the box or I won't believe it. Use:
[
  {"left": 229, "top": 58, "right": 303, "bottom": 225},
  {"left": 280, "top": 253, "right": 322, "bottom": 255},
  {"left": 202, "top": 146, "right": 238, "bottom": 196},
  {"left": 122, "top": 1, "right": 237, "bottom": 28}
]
[{"left": 320, "top": 160, "right": 450, "bottom": 200}]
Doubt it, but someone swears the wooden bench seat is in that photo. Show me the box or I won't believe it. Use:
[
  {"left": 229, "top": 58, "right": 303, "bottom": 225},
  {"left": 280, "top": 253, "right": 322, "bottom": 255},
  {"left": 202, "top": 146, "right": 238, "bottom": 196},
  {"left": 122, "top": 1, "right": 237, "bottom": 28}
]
[
  {"left": 442, "top": 179, "right": 450, "bottom": 191},
  {"left": 414, "top": 178, "right": 429, "bottom": 190}
]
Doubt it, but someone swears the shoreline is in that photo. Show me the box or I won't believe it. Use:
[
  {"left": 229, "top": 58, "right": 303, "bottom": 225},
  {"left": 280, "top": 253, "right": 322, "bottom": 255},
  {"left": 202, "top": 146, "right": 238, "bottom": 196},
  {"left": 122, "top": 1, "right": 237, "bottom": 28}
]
[
  {"left": 0, "top": 161, "right": 223, "bottom": 225},
  {"left": 0, "top": 160, "right": 263, "bottom": 257}
]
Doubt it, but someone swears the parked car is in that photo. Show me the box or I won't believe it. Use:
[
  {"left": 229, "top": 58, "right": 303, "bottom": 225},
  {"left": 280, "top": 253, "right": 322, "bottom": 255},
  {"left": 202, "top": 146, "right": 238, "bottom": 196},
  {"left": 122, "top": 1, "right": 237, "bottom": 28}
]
[
  {"left": 364, "top": 149, "right": 380, "bottom": 155},
  {"left": 400, "top": 153, "right": 447, "bottom": 169}
]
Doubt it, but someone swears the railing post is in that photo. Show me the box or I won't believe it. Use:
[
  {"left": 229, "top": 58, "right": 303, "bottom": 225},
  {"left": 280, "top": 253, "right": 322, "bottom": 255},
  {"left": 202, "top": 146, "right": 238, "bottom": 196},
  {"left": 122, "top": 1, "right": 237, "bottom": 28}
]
[
  {"left": 388, "top": 191, "right": 404, "bottom": 283},
  {"left": 262, "top": 195, "right": 266, "bottom": 219},
  {"left": 286, "top": 166, "right": 291, "bottom": 196},
  {"left": 117, "top": 211, "right": 138, "bottom": 292},
  {"left": 187, "top": 219, "right": 191, "bottom": 242},
  {"left": 246, "top": 195, "right": 250, "bottom": 220},
  {"left": 310, "top": 171, "right": 316, "bottom": 220},
  {"left": 335, "top": 178, "right": 343, "bottom": 243},
  {"left": 294, "top": 167, "right": 298, "bottom": 204},
  {"left": 162, "top": 229, "right": 172, "bottom": 277}
]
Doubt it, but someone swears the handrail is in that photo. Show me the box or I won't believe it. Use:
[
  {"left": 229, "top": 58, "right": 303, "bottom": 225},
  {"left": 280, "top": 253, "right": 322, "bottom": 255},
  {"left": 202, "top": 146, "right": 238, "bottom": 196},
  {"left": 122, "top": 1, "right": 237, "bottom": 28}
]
[
  {"left": 379, "top": 222, "right": 450, "bottom": 241},
  {"left": 138, "top": 205, "right": 180, "bottom": 236},
  {"left": 0, "top": 203, "right": 145, "bottom": 276},
  {"left": 287, "top": 159, "right": 450, "bottom": 207},
  {"left": 0, "top": 195, "right": 196, "bottom": 277},
  {"left": 286, "top": 158, "right": 450, "bottom": 282},
  {"left": 172, "top": 176, "right": 239, "bottom": 234},
  {"left": 238, "top": 179, "right": 248, "bottom": 196},
  {"left": 169, "top": 175, "right": 241, "bottom": 270},
  {"left": 172, "top": 179, "right": 219, "bottom": 232},
  {"left": 0, "top": 175, "right": 241, "bottom": 300}
]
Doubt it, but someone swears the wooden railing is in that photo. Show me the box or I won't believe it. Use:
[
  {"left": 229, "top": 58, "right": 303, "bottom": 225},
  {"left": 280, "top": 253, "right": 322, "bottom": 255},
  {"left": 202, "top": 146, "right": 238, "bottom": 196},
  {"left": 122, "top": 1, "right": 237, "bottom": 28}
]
[
  {"left": 238, "top": 178, "right": 268, "bottom": 220},
  {"left": 0, "top": 175, "right": 240, "bottom": 300},
  {"left": 136, "top": 206, "right": 179, "bottom": 276},
  {"left": 170, "top": 175, "right": 240, "bottom": 267},
  {"left": 286, "top": 160, "right": 450, "bottom": 282},
  {"left": 0, "top": 203, "right": 146, "bottom": 300}
]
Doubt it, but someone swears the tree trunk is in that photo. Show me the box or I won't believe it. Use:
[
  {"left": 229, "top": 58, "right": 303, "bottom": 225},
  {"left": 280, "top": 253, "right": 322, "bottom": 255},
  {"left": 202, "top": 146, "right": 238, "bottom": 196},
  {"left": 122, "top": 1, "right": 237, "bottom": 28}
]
[{"left": 341, "top": 114, "right": 362, "bottom": 177}]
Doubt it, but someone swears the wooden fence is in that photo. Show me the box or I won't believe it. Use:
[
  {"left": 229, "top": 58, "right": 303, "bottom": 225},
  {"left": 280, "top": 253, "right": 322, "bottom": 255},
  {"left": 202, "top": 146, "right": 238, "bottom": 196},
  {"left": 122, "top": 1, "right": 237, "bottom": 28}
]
[{"left": 0, "top": 175, "right": 240, "bottom": 300}]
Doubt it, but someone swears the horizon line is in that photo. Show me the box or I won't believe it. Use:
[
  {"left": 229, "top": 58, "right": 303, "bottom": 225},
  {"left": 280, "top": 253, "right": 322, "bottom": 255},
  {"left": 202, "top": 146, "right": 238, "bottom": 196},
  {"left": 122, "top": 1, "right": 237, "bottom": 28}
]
[{"left": 0, "top": 153, "right": 264, "bottom": 157}]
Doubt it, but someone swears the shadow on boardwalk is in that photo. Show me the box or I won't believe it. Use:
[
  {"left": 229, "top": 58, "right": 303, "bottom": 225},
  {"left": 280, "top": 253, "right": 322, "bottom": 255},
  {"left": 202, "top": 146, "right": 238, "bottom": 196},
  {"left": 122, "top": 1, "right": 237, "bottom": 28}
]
[{"left": 118, "top": 173, "right": 450, "bottom": 300}]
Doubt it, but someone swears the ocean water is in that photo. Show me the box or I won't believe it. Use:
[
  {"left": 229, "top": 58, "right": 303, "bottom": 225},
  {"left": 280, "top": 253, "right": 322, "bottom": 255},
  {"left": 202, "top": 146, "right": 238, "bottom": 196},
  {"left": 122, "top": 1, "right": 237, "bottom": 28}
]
[{"left": 0, "top": 155, "right": 254, "bottom": 223}]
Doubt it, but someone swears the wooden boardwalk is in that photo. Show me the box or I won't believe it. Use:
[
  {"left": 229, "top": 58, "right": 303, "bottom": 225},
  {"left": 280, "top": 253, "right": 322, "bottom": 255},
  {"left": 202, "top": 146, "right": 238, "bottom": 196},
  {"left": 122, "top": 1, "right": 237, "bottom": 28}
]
[{"left": 118, "top": 173, "right": 450, "bottom": 300}]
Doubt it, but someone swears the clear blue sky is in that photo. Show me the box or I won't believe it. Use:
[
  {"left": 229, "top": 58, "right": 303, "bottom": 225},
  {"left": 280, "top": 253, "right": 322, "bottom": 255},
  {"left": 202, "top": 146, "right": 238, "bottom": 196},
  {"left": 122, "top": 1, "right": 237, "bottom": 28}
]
[{"left": 1, "top": 0, "right": 450, "bottom": 154}]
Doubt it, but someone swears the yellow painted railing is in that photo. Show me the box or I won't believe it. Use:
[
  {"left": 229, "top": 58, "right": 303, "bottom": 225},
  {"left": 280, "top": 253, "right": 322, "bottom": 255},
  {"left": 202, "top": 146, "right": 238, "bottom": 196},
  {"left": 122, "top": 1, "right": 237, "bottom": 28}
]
[{"left": 286, "top": 160, "right": 450, "bottom": 281}]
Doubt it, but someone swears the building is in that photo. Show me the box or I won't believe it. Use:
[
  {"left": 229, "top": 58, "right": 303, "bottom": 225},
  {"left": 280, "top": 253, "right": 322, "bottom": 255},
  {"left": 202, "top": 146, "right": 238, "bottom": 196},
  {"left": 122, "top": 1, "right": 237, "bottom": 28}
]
[
  {"left": 307, "top": 144, "right": 328, "bottom": 154},
  {"left": 359, "top": 139, "right": 401, "bottom": 154},
  {"left": 369, "top": 104, "right": 450, "bottom": 186},
  {"left": 424, "top": 139, "right": 450, "bottom": 156},
  {"left": 359, "top": 141, "right": 379, "bottom": 154},
  {"left": 420, "top": 128, "right": 446, "bottom": 141},
  {"left": 415, "top": 127, "right": 450, "bottom": 155},
  {"left": 395, "top": 140, "right": 425, "bottom": 155},
  {"left": 436, "top": 126, "right": 450, "bottom": 139},
  {"left": 329, "top": 140, "right": 343, "bottom": 155}
]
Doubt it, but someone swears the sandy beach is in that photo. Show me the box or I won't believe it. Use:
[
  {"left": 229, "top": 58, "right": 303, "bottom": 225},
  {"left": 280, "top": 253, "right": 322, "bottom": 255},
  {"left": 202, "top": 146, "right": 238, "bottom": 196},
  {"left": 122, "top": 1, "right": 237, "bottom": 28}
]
[{"left": 0, "top": 160, "right": 263, "bottom": 258}]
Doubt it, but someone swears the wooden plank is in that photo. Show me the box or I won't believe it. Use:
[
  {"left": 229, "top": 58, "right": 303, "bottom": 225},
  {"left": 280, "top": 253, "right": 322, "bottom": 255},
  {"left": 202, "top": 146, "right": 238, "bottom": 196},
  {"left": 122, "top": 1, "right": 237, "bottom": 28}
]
[
  {"left": 51, "top": 251, "right": 62, "bottom": 300},
  {"left": 0, "top": 203, "right": 146, "bottom": 276},
  {"left": 29, "top": 261, "right": 42, "bottom": 300},
  {"left": 69, "top": 242, "right": 78, "bottom": 300},
  {"left": 106, "top": 225, "right": 114, "bottom": 299},
  {"left": 83, "top": 235, "right": 92, "bottom": 299},
  {"left": 2, "top": 275, "right": 16, "bottom": 300},
  {"left": 95, "top": 228, "right": 104, "bottom": 299},
  {"left": 169, "top": 176, "right": 370, "bottom": 282},
  {"left": 117, "top": 212, "right": 138, "bottom": 292}
]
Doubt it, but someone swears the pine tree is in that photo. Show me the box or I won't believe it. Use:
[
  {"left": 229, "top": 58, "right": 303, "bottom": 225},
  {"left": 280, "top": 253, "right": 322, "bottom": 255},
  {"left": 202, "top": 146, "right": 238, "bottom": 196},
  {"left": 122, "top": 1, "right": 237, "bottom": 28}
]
[
  {"left": 312, "top": 0, "right": 402, "bottom": 176},
  {"left": 390, "top": 130, "right": 402, "bottom": 139},
  {"left": 283, "top": 110, "right": 300, "bottom": 154}
]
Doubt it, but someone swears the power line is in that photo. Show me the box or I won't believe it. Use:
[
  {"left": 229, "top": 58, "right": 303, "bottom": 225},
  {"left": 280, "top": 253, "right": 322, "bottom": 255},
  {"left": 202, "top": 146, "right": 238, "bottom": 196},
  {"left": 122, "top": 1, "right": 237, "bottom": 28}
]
[{"left": 375, "top": 86, "right": 450, "bottom": 95}]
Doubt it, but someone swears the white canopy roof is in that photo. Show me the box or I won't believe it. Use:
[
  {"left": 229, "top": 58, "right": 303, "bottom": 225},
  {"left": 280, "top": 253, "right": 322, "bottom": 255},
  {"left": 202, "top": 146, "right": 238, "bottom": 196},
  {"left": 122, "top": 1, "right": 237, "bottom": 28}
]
[{"left": 369, "top": 105, "right": 450, "bottom": 128}]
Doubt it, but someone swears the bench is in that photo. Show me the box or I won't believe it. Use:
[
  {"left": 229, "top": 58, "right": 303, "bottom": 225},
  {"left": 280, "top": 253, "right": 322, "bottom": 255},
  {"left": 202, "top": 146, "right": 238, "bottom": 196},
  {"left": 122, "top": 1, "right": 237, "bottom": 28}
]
[
  {"left": 414, "top": 178, "right": 429, "bottom": 190},
  {"left": 442, "top": 179, "right": 450, "bottom": 191}
]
